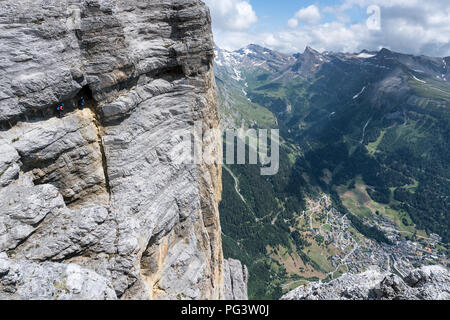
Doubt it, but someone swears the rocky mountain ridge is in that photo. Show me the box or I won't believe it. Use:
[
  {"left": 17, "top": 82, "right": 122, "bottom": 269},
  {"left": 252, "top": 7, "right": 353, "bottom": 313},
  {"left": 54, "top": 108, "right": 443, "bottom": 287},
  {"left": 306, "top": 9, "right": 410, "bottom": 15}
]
[
  {"left": 282, "top": 265, "right": 450, "bottom": 300},
  {"left": 216, "top": 44, "right": 450, "bottom": 84}
]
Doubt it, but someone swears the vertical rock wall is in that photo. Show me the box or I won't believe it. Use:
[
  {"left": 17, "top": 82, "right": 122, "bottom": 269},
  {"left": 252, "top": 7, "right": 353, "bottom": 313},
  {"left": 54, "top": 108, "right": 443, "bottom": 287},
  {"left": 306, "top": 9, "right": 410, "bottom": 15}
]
[
  {"left": 224, "top": 258, "right": 249, "bottom": 300},
  {"left": 0, "top": 0, "right": 226, "bottom": 300}
]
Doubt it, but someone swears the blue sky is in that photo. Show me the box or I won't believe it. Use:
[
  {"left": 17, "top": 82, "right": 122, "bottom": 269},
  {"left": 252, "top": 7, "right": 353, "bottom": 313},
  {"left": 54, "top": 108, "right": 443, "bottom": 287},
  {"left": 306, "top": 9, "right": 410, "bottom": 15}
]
[
  {"left": 203, "top": 0, "right": 450, "bottom": 57},
  {"left": 249, "top": 0, "right": 361, "bottom": 29}
]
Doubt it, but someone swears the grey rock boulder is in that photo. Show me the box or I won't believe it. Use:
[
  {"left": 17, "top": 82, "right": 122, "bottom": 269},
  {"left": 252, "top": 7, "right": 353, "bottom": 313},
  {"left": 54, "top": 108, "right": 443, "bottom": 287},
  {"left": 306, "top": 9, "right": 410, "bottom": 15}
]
[
  {"left": 224, "top": 258, "right": 248, "bottom": 300},
  {"left": 0, "top": 252, "right": 116, "bottom": 300},
  {"left": 0, "top": 183, "right": 65, "bottom": 252},
  {"left": 282, "top": 265, "right": 450, "bottom": 300},
  {"left": 0, "top": 142, "right": 20, "bottom": 187}
]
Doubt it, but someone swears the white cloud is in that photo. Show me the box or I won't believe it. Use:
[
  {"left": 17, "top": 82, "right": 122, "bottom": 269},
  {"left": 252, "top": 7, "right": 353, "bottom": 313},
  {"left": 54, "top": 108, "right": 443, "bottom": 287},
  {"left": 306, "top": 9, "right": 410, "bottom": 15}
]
[
  {"left": 206, "top": 0, "right": 450, "bottom": 57},
  {"left": 287, "top": 18, "right": 298, "bottom": 29},
  {"left": 294, "top": 5, "right": 322, "bottom": 25},
  {"left": 204, "top": 0, "right": 258, "bottom": 31},
  {"left": 288, "top": 5, "right": 322, "bottom": 29},
  {"left": 212, "top": 30, "right": 258, "bottom": 51}
]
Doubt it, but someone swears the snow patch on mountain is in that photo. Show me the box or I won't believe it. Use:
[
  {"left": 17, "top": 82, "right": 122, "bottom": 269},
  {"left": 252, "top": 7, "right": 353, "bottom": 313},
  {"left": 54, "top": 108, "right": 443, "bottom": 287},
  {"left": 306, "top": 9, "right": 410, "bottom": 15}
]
[
  {"left": 353, "top": 86, "right": 366, "bottom": 99},
  {"left": 357, "top": 53, "right": 376, "bottom": 59},
  {"left": 411, "top": 74, "right": 426, "bottom": 83}
]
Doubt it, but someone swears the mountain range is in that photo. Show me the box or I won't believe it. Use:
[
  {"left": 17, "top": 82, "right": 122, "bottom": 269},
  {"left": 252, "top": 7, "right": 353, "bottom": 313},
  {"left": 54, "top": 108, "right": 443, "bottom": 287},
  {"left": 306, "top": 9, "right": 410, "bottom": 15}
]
[{"left": 215, "top": 44, "right": 450, "bottom": 299}]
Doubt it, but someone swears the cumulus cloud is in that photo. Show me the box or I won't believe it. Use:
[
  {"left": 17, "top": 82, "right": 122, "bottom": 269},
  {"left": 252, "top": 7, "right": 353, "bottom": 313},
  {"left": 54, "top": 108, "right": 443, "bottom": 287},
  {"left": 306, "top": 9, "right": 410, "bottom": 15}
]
[
  {"left": 203, "top": 0, "right": 258, "bottom": 31},
  {"left": 302, "top": 0, "right": 450, "bottom": 56},
  {"left": 206, "top": 0, "right": 450, "bottom": 57},
  {"left": 288, "top": 5, "right": 322, "bottom": 27},
  {"left": 287, "top": 18, "right": 298, "bottom": 29}
]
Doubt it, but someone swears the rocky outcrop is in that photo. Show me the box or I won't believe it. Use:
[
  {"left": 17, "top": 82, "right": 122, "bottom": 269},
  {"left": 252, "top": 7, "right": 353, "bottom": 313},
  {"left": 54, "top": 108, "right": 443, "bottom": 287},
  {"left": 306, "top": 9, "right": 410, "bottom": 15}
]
[
  {"left": 224, "top": 258, "right": 248, "bottom": 300},
  {"left": 0, "top": 0, "right": 226, "bottom": 300},
  {"left": 0, "top": 252, "right": 116, "bottom": 300},
  {"left": 291, "top": 46, "right": 329, "bottom": 78},
  {"left": 281, "top": 265, "right": 450, "bottom": 300}
]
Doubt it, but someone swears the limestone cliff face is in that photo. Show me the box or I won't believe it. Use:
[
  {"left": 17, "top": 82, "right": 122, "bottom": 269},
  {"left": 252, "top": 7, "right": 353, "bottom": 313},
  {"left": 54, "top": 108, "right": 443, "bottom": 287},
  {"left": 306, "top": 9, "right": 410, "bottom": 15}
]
[
  {"left": 0, "top": 0, "right": 227, "bottom": 300},
  {"left": 223, "top": 259, "right": 248, "bottom": 300}
]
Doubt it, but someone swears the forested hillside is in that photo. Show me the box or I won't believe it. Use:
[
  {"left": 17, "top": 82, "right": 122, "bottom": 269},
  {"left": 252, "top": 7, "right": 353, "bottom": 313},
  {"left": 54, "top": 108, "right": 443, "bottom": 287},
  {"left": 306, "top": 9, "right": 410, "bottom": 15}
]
[{"left": 215, "top": 45, "right": 450, "bottom": 299}]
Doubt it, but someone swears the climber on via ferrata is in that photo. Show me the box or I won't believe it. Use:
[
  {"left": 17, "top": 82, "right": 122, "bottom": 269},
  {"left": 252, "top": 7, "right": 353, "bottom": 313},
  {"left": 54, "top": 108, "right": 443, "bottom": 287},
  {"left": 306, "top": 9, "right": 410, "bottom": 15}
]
[
  {"left": 79, "top": 97, "right": 86, "bottom": 109},
  {"left": 56, "top": 103, "right": 64, "bottom": 117}
]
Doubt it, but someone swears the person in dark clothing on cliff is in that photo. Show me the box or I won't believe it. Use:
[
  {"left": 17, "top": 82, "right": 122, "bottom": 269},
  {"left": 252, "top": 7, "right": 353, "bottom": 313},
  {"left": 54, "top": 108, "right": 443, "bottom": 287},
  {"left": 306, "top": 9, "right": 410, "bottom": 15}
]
[{"left": 79, "top": 97, "right": 86, "bottom": 109}]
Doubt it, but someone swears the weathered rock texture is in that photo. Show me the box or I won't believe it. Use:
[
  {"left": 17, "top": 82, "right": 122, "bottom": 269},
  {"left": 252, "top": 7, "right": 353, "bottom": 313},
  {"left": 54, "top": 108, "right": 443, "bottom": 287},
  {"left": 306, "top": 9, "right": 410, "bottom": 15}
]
[
  {"left": 281, "top": 265, "right": 450, "bottom": 300},
  {"left": 0, "top": 252, "right": 116, "bottom": 300},
  {"left": 0, "top": 0, "right": 233, "bottom": 300},
  {"left": 223, "top": 258, "right": 248, "bottom": 300}
]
